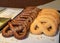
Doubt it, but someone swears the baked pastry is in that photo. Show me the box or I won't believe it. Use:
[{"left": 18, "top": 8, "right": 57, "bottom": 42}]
[
  {"left": 38, "top": 17, "right": 57, "bottom": 36},
  {"left": 2, "top": 7, "right": 40, "bottom": 39},
  {"left": 41, "top": 8, "right": 60, "bottom": 24},
  {"left": 30, "top": 18, "right": 43, "bottom": 35},
  {"left": 30, "top": 8, "right": 59, "bottom": 36}
]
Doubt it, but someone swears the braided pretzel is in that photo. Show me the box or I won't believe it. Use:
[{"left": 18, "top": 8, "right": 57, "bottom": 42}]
[
  {"left": 2, "top": 7, "right": 40, "bottom": 39},
  {"left": 2, "top": 25, "right": 13, "bottom": 37},
  {"left": 8, "top": 22, "right": 27, "bottom": 39},
  {"left": 2, "top": 22, "right": 27, "bottom": 38}
]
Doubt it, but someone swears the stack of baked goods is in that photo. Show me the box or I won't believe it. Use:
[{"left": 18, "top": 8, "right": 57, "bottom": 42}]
[
  {"left": 30, "top": 8, "right": 60, "bottom": 36},
  {"left": 1, "top": 7, "right": 60, "bottom": 40},
  {"left": 2, "top": 7, "right": 40, "bottom": 39}
]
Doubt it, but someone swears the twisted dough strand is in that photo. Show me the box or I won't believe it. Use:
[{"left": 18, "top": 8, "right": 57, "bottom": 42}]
[{"left": 2, "top": 7, "right": 40, "bottom": 39}]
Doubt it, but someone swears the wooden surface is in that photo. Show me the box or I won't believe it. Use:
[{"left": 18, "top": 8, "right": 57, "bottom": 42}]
[{"left": 0, "top": 0, "right": 54, "bottom": 8}]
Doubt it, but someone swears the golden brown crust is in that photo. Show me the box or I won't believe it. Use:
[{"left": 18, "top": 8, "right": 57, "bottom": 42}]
[
  {"left": 41, "top": 8, "right": 60, "bottom": 24},
  {"left": 30, "top": 8, "right": 59, "bottom": 36}
]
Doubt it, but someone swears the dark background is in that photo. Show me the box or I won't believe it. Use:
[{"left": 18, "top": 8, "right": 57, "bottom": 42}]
[{"left": 0, "top": 0, "right": 54, "bottom": 8}]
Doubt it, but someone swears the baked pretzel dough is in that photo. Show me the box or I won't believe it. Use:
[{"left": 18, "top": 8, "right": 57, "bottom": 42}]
[
  {"left": 41, "top": 8, "right": 59, "bottom": 14},
  {"left": 30, "top": 18, "right": 43, "bottom": 35},
  {"left": 2, "top": 7, "right": 40, "bottom": 39},
  {"left": 8, "top": 22, "right": 27, "bottom": 39},
  {"left": 38, "top": 13, "right": 58, "bottom": 27},
  {"left": 38, "top": 9, "right": 60, "bottom": 26},
  {"left": 30, "top": 17, "right": 57, "bottom": 36},
  {"left": 30, "top": 8, "right": 59, "bottom": 36},
  {"left": 38, "top": 17, "right": 57, "bottom": 36},
  {"left": 2, "top": 25, "right": 13, "bottom": 37},
  {"left": 41, "top": 8, "right": 59, "bottom": 24}
]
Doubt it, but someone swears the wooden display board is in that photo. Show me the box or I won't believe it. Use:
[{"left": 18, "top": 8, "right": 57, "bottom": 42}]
[{"left": 0, "top": 0, "right": 54, "bottom": 8}]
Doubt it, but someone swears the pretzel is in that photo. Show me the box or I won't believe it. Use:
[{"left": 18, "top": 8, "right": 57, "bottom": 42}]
[
  {"left": 8, "top": 22, "right": 27, "bottom": 39},
  {"left": 30, "top": 17, "right": 58, "bottom": 36},
  {"left": 38, "top": 13, "right": 58, "bottom": 27},
  {"left": 30, "top": 8, "right": 59, "bottom": 36},
  {"left": 41, "top": 8, "right": 59, "bottom": 15},
  {"left": 38, "top": 17, "right": 57, "bottom": 36},
  {"left": 30, "top": 18, "right": 43, "bottom": 35},
  {"left": 2, "top": 22, "right": 26, "bottom": 37},
  {"left": 2, "top": 7, "right": 40, "bottom": 39},
  {"left": 2, "top": 25, "right": 13, "bottom": 37},
  {"left": 41, "top": 8, "right": 60, "bottom": 24},
  {"left": 11, "top": 20, "right": 29, "bottom": 30}
]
